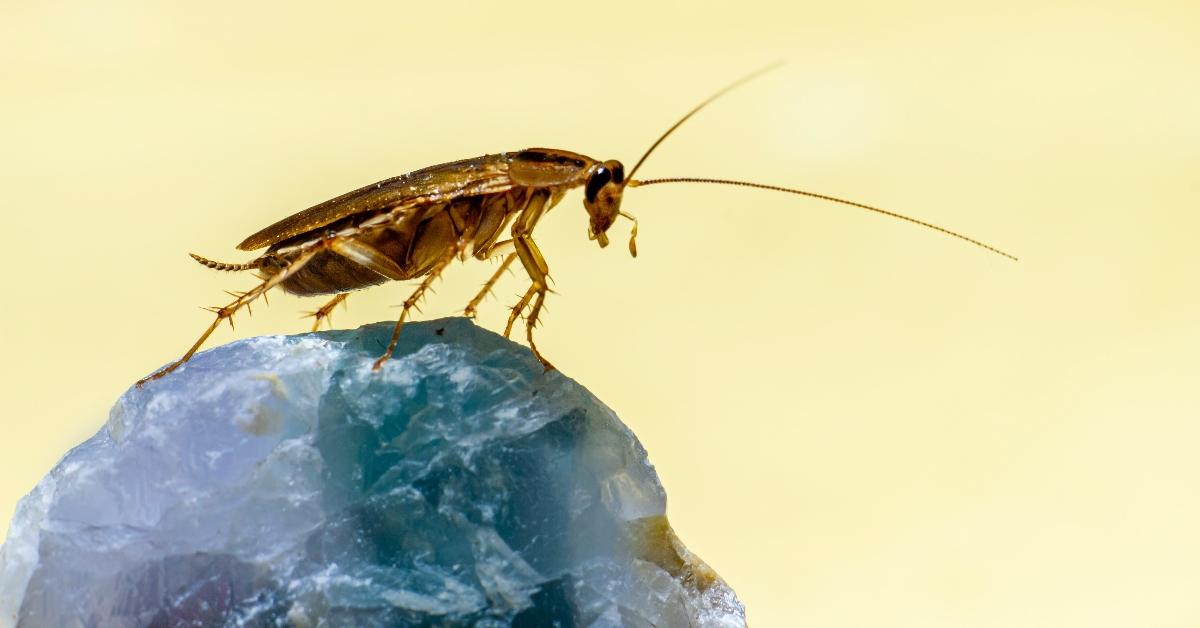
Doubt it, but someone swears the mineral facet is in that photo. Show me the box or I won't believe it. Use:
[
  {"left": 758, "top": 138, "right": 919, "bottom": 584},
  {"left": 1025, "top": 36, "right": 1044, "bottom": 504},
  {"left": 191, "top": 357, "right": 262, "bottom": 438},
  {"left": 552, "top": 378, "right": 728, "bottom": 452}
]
[{"left": 0, "top": 318, "right": 744, "bottom": 627}]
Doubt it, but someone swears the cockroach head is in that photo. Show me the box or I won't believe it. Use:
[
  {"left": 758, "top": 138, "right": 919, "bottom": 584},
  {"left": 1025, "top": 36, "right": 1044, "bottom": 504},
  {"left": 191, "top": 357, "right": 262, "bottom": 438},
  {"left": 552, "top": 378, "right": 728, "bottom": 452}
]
[{"left": 583, "top": 159, "right": 626, "bottom": 247}]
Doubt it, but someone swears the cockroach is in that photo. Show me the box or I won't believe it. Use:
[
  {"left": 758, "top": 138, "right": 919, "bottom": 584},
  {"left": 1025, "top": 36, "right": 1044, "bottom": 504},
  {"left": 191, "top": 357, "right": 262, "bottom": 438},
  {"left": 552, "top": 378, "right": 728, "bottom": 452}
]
[{"left": 136, "top": 66, "right": 1015, "bottom": 387}]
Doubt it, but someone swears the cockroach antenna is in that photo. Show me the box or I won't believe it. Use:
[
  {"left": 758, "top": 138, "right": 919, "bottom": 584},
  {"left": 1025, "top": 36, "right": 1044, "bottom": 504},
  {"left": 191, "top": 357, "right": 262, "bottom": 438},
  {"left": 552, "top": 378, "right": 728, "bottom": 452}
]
[
  {"left": 626, "top": 61, "right": 785, "bottom": 181},
  {"left": 628, "top": 177, "right": 1018, "bottom": 261},
  {"left": 623, "top": 62, "right": 1017, "bottom": 261}
]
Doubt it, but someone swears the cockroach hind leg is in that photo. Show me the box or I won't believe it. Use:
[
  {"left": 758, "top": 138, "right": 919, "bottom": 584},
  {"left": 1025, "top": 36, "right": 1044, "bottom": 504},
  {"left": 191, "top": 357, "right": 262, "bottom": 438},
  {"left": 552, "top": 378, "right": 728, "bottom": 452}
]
[{"left": 136, "top": 248, "right": 319, "bottom": 388}]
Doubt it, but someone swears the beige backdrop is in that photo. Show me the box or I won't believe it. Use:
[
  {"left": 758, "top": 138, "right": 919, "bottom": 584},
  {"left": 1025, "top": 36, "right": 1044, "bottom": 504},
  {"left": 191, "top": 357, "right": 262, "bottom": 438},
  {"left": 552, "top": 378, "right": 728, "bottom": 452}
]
[{"left": 2, "top": 1, "right": 1198, "bottom": 626}]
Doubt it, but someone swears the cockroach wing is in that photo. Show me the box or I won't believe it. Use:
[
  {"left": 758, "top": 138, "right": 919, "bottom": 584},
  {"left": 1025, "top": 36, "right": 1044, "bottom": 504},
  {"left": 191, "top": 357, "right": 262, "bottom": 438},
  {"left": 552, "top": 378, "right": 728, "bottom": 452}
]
[{"left": 237, "top": 154, "right": 517, "bottom": 251}]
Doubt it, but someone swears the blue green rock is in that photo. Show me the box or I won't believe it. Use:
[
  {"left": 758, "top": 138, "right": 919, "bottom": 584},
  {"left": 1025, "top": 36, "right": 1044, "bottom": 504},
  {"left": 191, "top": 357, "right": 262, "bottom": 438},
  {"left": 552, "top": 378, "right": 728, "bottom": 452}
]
[{"left": 0, "top": 318, "right": 744, "bottom": 627}]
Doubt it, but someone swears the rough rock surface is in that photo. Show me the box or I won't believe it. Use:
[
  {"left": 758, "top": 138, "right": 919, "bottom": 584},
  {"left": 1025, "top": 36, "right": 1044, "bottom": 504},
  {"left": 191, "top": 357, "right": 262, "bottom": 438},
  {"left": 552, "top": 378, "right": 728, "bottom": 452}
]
[{"left": 0, "top": 318, "right": 743, "bottom": 627}]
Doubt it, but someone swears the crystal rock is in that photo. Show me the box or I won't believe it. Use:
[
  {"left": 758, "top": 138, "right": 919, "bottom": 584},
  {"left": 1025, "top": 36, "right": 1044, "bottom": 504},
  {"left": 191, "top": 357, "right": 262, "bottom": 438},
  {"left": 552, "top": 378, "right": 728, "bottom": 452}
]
[{"left": 0, "top": 318, "right": 744, "bottom": 627}]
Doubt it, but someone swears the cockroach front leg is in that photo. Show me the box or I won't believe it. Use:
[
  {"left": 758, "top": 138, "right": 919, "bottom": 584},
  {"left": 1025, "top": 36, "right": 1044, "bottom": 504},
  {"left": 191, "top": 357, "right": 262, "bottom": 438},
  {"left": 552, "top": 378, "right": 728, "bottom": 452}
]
[
  {"left": 306, "top": 293, "right": 350, "bottom": 332},
  {"left": 137, "top": 247, "right": 320, "bottom": 387},
  {"left": 503, "top": 190, "right": 556, "bottom": 370},
  {"left": 512, "top": 235, "right": 554, "bottom": 371}
]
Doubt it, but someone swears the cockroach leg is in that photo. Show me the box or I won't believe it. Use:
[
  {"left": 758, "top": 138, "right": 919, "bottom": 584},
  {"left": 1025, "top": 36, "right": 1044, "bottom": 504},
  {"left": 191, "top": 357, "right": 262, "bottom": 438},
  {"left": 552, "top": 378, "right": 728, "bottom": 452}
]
[
  {"left": 328, "top": 237, "right": 407, "bottom": 281},
  {"left": 306, "top": 293, "right": 350, "bottom": 332},
  {"left": 372, "top": 243, "right": 462, "bottom": 371},
  {"left": 524, "top": 286, "right": 554, "bottom": 371},
  {"left": 481, "top": 238, "right": 515, "bottom": 259},
  {"left": 464, "top": 252, "right": 518, "bottom": 319},
  {"left": 504, "top": 284, "right": 537, "bottom": 339},
  {"left": 510, "top": 220, "right": 554, "bottom": 370},
  {"left": 137, "top": 247, "right": 320, "bottom": 387},
  {"left": 308, "top": 236, "right": 425, "bottom": 333}
]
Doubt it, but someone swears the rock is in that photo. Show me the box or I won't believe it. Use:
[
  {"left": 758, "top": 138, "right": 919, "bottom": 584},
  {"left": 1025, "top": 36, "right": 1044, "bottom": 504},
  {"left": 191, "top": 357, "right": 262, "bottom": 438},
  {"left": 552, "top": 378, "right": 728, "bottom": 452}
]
[{"left": 0, "top": 318, "right": 744, "bottom": 627}]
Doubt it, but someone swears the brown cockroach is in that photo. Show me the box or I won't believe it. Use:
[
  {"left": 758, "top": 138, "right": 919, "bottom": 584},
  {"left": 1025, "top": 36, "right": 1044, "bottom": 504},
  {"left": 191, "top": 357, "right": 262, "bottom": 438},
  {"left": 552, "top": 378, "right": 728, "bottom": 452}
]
[{"left": 137, "top": 66, "right": 1015, "bottom": 386}]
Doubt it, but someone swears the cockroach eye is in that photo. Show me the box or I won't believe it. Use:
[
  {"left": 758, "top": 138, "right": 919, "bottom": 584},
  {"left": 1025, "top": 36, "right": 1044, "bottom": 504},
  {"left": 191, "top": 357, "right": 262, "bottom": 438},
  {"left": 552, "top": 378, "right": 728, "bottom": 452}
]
[{"left": 585, "top": 166, "right": 611, "bottom": 203}]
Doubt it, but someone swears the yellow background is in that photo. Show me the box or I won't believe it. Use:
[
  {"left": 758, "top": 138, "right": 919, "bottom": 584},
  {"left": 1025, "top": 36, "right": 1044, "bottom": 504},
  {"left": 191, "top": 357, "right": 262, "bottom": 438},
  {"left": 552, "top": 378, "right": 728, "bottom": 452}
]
[{"left": 2, "top": 1, "right": 1198, "bottom": 625}]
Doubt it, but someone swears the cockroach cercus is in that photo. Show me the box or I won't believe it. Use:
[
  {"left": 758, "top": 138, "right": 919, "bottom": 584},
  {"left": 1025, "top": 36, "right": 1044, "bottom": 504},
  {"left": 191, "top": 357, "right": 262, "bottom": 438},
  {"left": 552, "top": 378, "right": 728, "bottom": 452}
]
[{"left": 136, "top": 66, "right": 1015, "bottom": 387}]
